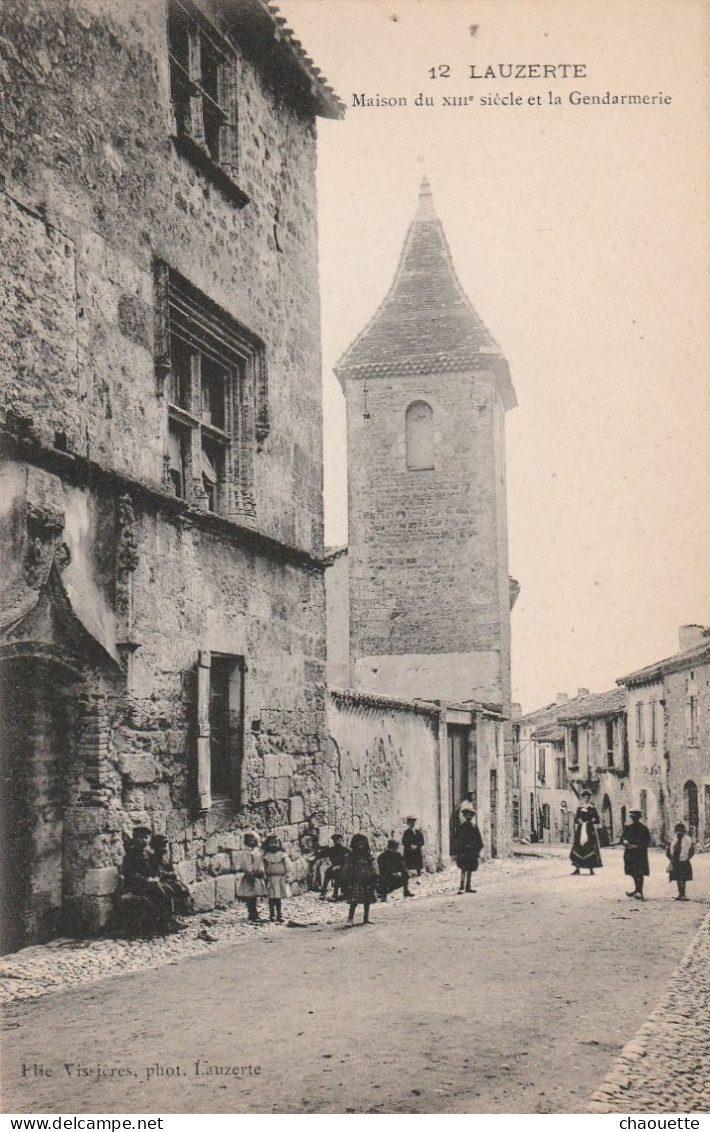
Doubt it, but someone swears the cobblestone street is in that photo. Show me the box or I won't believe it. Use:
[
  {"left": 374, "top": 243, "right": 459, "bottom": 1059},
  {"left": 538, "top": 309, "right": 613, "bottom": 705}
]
[{"left": 2, "top": 848, "right": 708, "bottom": 1114}]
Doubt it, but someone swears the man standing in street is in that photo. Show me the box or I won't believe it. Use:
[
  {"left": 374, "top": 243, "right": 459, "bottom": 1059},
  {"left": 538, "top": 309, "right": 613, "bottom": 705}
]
[
  {"left": 621, "top": 808, "right": 651, "bottom": 900},
  {"left": 402, "top": 816, "right": 425, "bottom": 876}
]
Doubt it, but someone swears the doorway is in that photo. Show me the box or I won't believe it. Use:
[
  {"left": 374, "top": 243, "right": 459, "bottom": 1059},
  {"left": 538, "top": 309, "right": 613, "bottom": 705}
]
[
  {"left": 684, "top": 780, "right": 699, "bottom": 841},
  {"left": 0, "top": 659, "right": 71, "bottom": 953},
  {"left": 448, "top": 725, "right": 471, "bottom": 844},
  {"left": 601, "top": 794, "right": 613, "bottom": 847}
]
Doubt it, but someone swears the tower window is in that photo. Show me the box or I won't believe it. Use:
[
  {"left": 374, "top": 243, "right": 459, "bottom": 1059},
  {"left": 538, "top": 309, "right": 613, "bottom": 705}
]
[{"left": 405, "top": 400, "right": 434, "bottom": 470}]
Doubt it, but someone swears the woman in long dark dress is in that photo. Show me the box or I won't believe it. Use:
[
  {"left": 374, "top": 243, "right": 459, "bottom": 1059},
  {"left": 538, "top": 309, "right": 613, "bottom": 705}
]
[
  {"left": 570, "top": 791, "right": 603, "bottom": 875},
  {"left": 456, "top": 811, "right": 484, "bottom": 894},
  {"left": 666, "top": 821, "right": 695, "bottom": 901},
  {"left": 621, "top": 809, "right": 651, "bottom": 899},
  {"left": 342, "top": 834, "right": 378, "bottom": 927}
]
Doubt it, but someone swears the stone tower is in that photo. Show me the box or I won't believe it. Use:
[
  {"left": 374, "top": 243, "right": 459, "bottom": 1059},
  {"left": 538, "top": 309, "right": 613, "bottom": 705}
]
[{"left": 336, "top": 177, "right": 516, "bottom": 710}]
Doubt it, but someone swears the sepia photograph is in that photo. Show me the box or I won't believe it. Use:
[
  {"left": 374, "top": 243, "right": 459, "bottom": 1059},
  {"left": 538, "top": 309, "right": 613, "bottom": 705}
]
[{"left": 0, "top": 0, "right": 708, "bottom": 1118}]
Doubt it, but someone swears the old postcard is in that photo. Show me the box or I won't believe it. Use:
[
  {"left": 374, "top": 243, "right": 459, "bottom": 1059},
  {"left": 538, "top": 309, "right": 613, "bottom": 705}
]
[{"left": 0, "top": 0, "right": 708, "bottom": 1119}]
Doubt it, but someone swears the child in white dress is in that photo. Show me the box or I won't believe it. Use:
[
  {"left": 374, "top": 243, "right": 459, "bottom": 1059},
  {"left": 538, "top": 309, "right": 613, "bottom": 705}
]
[
  {"left": 236, "top": 833, "right": 267, "bottom": 923},
  {"left": 263, "top": 834, "right": 290, "bottom": 923}
]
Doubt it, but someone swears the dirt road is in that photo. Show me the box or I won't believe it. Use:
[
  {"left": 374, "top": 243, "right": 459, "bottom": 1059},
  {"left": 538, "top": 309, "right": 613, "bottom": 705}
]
[{"left": 2, "top": 849, "right": 708, "bottom": 1114}]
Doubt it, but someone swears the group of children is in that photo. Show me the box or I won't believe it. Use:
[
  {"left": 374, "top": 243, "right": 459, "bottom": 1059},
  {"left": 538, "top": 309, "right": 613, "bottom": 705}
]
[
  {"left": 238, "top": 819, "right": 427, "bottom": 928},
  {"left": 235, "top": 833, "right": 291, "bottom": 923}
]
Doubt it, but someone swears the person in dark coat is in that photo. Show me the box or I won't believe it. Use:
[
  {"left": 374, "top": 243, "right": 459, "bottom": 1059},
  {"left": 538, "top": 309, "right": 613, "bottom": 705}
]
[
  {"left": 318, "top": 834, "right": 347, "bottom": 901},
  {"left": 570, "top": 791, "right": 603, "bottom": 875},
  {"left": 377, "top": 839, "right": 414, "bottom": 901},
  {"left": 121, "top": 826, "right": 174, "bottom": 929},
  {"left": 621, "top": 809, "right": 651, "bottom": 899},
  {"left": 150, "top": 834, "right": 192, "bottom": 917},
  {"left": 666, "top": 822, "right": 695, "bottom": 901},
  {"left": 456, "top": 810, "right": 484, "bottom": 893},
  {"left": 402, "top": 816, "right": 425, "bottom": 876},
  {"left": 342, "top": 834, "right": 378, "bottom": 926}
]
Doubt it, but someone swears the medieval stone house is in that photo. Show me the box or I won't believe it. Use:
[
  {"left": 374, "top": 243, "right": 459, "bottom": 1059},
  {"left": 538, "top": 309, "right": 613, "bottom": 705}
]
[{"left": 0, "top": 0, "right": 342, "bottom": 951}]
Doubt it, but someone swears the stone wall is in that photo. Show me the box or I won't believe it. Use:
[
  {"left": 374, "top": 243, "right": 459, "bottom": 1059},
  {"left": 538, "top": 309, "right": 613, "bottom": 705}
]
[
  {"left": 0, "top": 0, "right": 332, "bottom": 945},
  {"left": 626, "top": 680, "right": 667, "bottom": 844},
  {"left": 345, "top": 370, "right": 511, "bottom": 708},
  {"left": 325, "top": 548, "right": 349, "bottom": 687},
  {"left": 664, "top": 659, "right": 710, "bottom": 847},
  {"left": 0, "top": 0, "right": 324, "bottom": 552},
  {"left": 325, "top": 688, "right": 446, "bottom": 867}
]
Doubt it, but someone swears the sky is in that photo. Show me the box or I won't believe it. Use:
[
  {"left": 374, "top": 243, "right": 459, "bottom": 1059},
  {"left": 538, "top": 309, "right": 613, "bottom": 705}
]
[{"left": 279, "top": 0, "right": 710, "bottom": 713}]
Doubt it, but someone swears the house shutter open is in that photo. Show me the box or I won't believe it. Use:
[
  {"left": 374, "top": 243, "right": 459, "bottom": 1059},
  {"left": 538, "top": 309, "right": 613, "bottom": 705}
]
[{"left": 197, "top": 649, "right": 211, "bottom": 810}]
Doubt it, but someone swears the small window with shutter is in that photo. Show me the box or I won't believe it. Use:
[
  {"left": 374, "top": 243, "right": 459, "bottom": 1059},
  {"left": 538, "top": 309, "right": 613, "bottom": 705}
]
[{"left": 196, "top": 650, "right": 245, "bottom": 810}]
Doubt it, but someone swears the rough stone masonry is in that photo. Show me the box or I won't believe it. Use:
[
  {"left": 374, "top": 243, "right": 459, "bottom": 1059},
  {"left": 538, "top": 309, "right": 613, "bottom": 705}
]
[{"left": 0, "top": 0, "right": 343, "bottom": 950}]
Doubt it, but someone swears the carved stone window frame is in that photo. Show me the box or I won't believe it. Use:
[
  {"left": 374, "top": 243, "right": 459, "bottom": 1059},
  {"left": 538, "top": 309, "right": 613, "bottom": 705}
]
[{"left": 154, "top": 261, "right": 268, "bottom": 520}]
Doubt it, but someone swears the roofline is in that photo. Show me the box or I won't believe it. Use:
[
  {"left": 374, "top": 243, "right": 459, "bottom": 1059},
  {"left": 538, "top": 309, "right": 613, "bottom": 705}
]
[
  {"left": 617, "top": 639, "right": 710, "bottom": 686},
  {"left": 227, "top": 1, "right": 344, "bottom": 119}
]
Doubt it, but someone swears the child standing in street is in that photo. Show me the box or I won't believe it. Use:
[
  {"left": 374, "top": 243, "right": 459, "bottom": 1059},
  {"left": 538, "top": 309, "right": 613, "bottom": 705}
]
[
  {"left": 343, "top": 834, "right": 378, "bottom": 927},
  {"left": 263, "top": 834, "right": 291, "bottom": 922},
  {"left": 667, "top": 822, "right": 695, "bottom": 901},
  {"left": 236, "top": 832, "right": 267, "bottom": 923}
]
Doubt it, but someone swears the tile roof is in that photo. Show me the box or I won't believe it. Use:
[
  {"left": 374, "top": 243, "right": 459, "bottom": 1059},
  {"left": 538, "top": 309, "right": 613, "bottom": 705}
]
[
  {"left": 532, "top": 724, "right": 565, "bottom": 742},
  {"left": 516, "top": 701, "right": 560, "bottom": 727},
  {"left": 335, "top": 177, "right": 516, "bottom": 408},
  {"left": 557, "top": 687, "right": 626, "bottom": 721},
  {"left": 617, "top": 636, "right": 710, "bottom": 686},
  {"left": 229, "top": 1, "right": 344, "bottom": 119}
]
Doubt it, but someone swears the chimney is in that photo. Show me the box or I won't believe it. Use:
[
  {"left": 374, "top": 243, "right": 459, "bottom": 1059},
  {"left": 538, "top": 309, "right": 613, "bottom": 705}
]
[
  {"left": 679, "top": 624, "right": 706, "bottom": 652},
  {"left": 511, "top": 702, "right": 522, "bottom": 720},
  {"left": 577, "top": 687, "right": 590, "bottom": 698},
  {"left": 556, "top": 692, "right": 569, "bottom": 705}
]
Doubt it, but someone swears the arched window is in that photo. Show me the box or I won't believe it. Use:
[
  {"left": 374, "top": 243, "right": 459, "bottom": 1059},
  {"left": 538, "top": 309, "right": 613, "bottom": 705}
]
[
  {"left": 684, "top": 780, "right": 699, "bottom": 839},
  {"left": 405, "top": 401, "right": 434, "bottom": 469}
]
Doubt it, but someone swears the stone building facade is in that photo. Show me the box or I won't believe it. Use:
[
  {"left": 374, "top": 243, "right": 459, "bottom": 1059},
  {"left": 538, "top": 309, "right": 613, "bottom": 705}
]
[
  {"left": 0, "top": 0, "right": 342, "bottom": 952},
  {"left": 325, "top": 178, "right": 516, "bottom": 857},
  {"left": 335, "top": 177, "right": 517, "bottom": 710},
  {"left": 513, "top": 624, "right": 710, "bottom": 852},
  {"left": 512, "top": 694, "right": 582, "bottom": 844},
  {"left": 618, "top": 625, "right": 710, "bottom": 848},
  {"left": 325, "top": 689, "right": 507, "bottom": 865},
  {"left": 324, "top": 546, "right": 349, "bottom": 688},
  {"left": 557, "top": 689, "right": 629, "bottom": 846}
]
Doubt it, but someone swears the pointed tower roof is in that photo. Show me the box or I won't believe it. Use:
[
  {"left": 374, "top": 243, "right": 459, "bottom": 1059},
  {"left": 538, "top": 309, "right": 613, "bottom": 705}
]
[{"left": 336, "top": 177, "right": 515, "bottom": 408}]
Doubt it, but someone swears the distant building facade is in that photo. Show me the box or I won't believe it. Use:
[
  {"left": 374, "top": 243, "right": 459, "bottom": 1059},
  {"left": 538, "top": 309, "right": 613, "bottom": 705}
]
[
  {"left": 513, "top": 692, "right": 586, "bottom": 844},
  {"left": 514, "top": 624, "right": 710, "bottom": 851},
  {"left": 558, "top": 689, "right": 628, "bottom": 846},
  {"left": 0, "top": 0, "right": 342, "bottom": 951},
  {"left": 619, "top": 625, "right": 710, "bottom": 848}
]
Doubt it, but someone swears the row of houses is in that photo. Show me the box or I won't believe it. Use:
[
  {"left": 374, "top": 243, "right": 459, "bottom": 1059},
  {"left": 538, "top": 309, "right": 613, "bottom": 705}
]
[{"left": 511, "top": 625, "right": 710, "bottom": 849}]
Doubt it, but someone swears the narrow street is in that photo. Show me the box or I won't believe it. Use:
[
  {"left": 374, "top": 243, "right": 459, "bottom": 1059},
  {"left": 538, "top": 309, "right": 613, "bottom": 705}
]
[{"left": 2, "top": 849, "right": 708, "bottom": 1115}]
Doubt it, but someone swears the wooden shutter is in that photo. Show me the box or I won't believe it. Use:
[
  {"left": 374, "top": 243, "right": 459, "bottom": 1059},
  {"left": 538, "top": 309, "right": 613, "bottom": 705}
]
[{"left": 197, "top": 649, "right": 211, "bottom": 810}]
